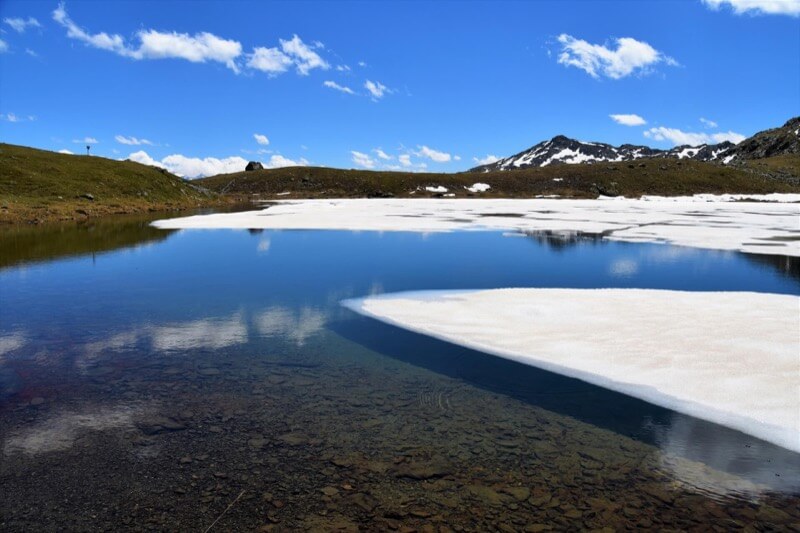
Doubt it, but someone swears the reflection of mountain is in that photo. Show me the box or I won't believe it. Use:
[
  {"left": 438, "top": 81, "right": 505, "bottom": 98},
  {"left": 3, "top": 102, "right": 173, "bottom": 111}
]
[
  {"left": 519, "top": 229, "right": 604, "bottom": 251},
  {"left": 742, "top": 252, "right": 800, "bottom": 281},
  {"left": 518, "top": 230, "right": 800, "bottom": 281},
  {"left": 0, "top": 214, "right": 177, "bottom": 270}
]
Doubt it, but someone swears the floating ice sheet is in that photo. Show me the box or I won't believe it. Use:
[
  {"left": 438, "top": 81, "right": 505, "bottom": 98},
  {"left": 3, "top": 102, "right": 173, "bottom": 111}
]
[
  {"left": 342, "top": 288, "right": 800, "bottom": 453},
  {"left": 152, "top": 198, "right": 800, "bottom": 257}
]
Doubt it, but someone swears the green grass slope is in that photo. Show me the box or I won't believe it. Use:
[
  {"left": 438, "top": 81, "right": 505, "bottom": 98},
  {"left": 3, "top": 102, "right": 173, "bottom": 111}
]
[
  {"left": 198, "top": 156, "right": 800, "bottom": 199},
  {"left": 0, "top": 143, "right": 223, "bottom": 224}
]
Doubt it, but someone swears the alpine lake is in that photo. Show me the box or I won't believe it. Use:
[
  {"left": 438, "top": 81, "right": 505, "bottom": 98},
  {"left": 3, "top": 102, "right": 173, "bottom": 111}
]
[{"left": 1, "top": 209, "right": 798, "bottom": 532}]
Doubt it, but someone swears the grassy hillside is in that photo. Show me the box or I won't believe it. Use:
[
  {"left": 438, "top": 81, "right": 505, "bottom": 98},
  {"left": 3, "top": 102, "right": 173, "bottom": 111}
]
[
  {"left": 0, "top": 143, "right": 226, "bottom": 224},
  {"left": 198, "top": 156, "right": 800, "bottom": 199}
]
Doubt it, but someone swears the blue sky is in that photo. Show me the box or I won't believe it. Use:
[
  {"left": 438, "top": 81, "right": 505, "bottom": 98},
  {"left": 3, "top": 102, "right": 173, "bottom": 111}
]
[{"left": 1, "top": 0, "right": 798, "bottom": 177}]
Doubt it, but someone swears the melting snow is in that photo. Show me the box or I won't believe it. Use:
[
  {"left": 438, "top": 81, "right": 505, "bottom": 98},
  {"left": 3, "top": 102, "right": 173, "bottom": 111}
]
[
  {"left": 466, "top": 183, "right": 491, "bottom": 193},
  {"left": 343, "top": 288, "right": 800, "bottom": 453},
  {"left": 425, "top": 186, "right": 448, "bottom": 193},
  {"left": 154, "top": 198, "right": 800, "bottom": 257}
]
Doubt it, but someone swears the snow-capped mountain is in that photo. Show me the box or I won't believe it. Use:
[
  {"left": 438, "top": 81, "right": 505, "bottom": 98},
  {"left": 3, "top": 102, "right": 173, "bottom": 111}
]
[
  {"left": 470, "top": 135, "right": 735, "bottom": 172},
  {"left": 471, "top": 117, "right": 800, "bottom": 172}
]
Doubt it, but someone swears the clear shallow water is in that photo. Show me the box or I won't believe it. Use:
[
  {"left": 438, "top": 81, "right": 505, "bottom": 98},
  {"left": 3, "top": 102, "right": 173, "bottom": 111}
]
[{"left": 0, "top": 218, "right": 798, "bottom": 530}]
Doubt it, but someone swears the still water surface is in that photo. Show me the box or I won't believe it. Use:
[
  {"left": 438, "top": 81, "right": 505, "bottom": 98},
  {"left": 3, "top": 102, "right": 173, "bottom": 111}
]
[{"left": 1, "top": 215, "right": 798, "bottom": 530}]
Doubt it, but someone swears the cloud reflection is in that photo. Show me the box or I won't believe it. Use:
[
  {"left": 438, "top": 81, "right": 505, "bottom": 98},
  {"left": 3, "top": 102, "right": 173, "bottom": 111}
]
[
  {"left": 4, "top": 405, "right": 141, "bottom": 455},
  {"left": 255, "top": 306, "right": 327, "bottom": 346}
]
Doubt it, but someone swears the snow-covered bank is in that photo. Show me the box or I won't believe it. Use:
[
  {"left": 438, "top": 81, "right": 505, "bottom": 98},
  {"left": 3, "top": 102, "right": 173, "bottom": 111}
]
[
  {"left": 343, "top": 288, "right": 800, "bottom": 453},
  {"left": 152, "top": 198, "right": 800, "bottom": 257}
]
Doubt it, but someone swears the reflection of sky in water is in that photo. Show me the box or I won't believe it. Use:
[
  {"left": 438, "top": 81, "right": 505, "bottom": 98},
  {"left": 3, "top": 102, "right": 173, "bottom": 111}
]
[
  {"left": 0, "top": 228, "right": 797, "bottom": 501},
  {"left": 4, "top": 405, "right": 141, "bottom": 456},
  {"left": 654, "top": 414, "right": 800, "bottom": 500}
]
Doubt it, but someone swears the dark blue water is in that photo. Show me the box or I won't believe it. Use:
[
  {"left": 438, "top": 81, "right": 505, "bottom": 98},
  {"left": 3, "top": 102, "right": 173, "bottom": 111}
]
[{"left": 1, "top": 224, "right": 798, "bottom": 529}]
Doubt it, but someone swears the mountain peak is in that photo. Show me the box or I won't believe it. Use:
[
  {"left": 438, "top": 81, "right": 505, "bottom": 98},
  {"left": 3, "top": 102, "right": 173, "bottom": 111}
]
[{"left": 469, "top": 118, "right": 798, "bottom": 172}]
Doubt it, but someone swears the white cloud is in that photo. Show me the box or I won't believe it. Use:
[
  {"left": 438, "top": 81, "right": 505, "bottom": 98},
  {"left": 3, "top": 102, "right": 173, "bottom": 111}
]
[
  {"left": 336, "top": 64, "right": 351, "bottom": 72},
  {"left": 254, "top": 133, "right": 270, "bottom": 146},
  {"left": 53, "top": 3, "right": 242, "bottom": 73},
  {"left": 373, "top": 148, "right": 392, "bottom": 160},
  {"left": 700, "top": 117, "right": 719, "bottom": 128},
  {"left": 0, "top": 39, "right": 8, "bottom": 54},
  {"left": 52, "top": 4, "right": 336, "bottom": 77},
  {"left": 473, "top": 154, "right": 500, "bottom": 165},
  {"left": 280, "top": 34, "right": 329, "bottom": 75},
  {"left": 135, "top": 30, "right": 243, "bottom": 72},
  {"left": 454, "top": 155, "right": 461, "bottom": 161},
  {"left": 702, "top": 0, "right": 800, "bottom": 16},
  {"left": 358, "top": 61, "right": 367, "bottom": 67},
  {"left": 58, "top": 149, "right": 74, "bottom": 154},
  {"left": 416, "top": 145, "right": 451, "bottom": 163},
  {"left": 53, "top": 3, "right": 132, "bottom": 56},
  {"left": 127, "top": 151, "right": 307, "bottom": 178},
  {"left": 73, "top": 137, "right": 99, "bottom": 144},
  {"left": 398, "top": 154, "right": 412, "bottom": 167},
  {"left": 247, "top": 46, "right": 292, "bottom": 74},
  {"left": 127, "top": 150, "right": 164, "bottom": 168},
  {"left": 610, "top": 113, "right": 647, "bottom": 126},
  {"left": 267, "top": 154, "right": 309, "bottom": 168},
  {"left": 323, "top": 80, "right": 355, "bottom": 94},
  {"left": 4, "top": 17, "right": 41, "bottom": 33},
  {"left": 556, "top": 34, "right": 677, "bottom": 79},
  {"left": 351, "top": 150, "right": 376, "bottom": 169},
  {"left": 643, "top": 127, "right": 746, "bottom": 146},
  {"left": 115, "top": 135, "right": 153, "bottom": 146},
  {"left": 1, "top": 112, "right": 36, "bottom": 122},
  {"left": 364, "top": 79, "right": 389, "bottom": 100},
  {"left": 25, "top": 48, "right": 38, "bottom": 57}
]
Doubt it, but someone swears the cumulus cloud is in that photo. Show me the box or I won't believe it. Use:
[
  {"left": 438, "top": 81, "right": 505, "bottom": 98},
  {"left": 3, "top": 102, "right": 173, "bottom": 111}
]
[
  {"left": 58, "top": 149, "right": 74, "bottom": 154},
  {"left": 53, "top": 3, "right": 242, "bottom": 71},
  {"left": 280, "top": 34, "right": 329, "bottom": 75},
  {"left": 702, "top": 0, "right": 800, "bottom": 16},
  {"left": 610, "top": 113, "right": 647, "bottom": 126},
  {"left": 398, "top": 154, "right": 412, "bottom": 167},
  {"left": 473, "top": 154, "right": 500, "bottom": 165},
  {"left": 53, "top": 4, "right": 330, "bottom": 77},
  {"left": 254, "top": 133, "right": 270, "bottom": 145},
  {"left": 364, "top": 80, "right": 389, "bottom": 100},
  {"left": 323, "top": 80, "right": 355, "bottom": 94},
  {"left": 373, "top": 148, "right": 392, "bottom": 160},
  {"left": 136, "top": 30, "right": 242, "bottom": 72},
  {"left": 127, "top": 150, "right": 307, "bottom": 178},
  {"left": 700, "top": 117, "right": 719, "bottom": 128},
  {"left": 73, "top": 137, "right": 98, "bottom": 144},
  {"left": 246, "top": 46, "right": 292, "bottom": 74},
  {"left": 4, "top": 17, "right": 41, "bottom": 33},
  {"left": 416, "top": 145, "right": 451, "bottom": 163},
  {"left": 556, "top": 34, "right": 677, "bottom": 79},
  {"left": 351, "top": 150, "right": 376, "bottom": 169},
  {"left": 643, "top": 127, "right": 746, "bottom": 146},
  {"left": 115, "top": 135, "right": 153, "bottom": 146}
]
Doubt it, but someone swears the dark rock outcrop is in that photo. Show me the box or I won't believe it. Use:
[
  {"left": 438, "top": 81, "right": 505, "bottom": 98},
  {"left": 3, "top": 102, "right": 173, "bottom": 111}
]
[{"left": 245, "top": 161, "right": 264, "bottom": 171}]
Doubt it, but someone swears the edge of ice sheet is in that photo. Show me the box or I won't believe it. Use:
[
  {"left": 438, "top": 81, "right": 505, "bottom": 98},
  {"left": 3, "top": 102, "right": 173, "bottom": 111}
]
[
  {"left": 152, "top": 197, "right": 800, "bottom": 257},
  {"left": 342, "top": 288, "right": 800, "bottom": 453}
]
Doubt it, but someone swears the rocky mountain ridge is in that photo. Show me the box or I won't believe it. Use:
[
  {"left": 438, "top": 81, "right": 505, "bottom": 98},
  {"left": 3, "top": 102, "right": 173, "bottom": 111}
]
[{"left": 471, "top": 117, "right": 799, "bottom": 172}]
